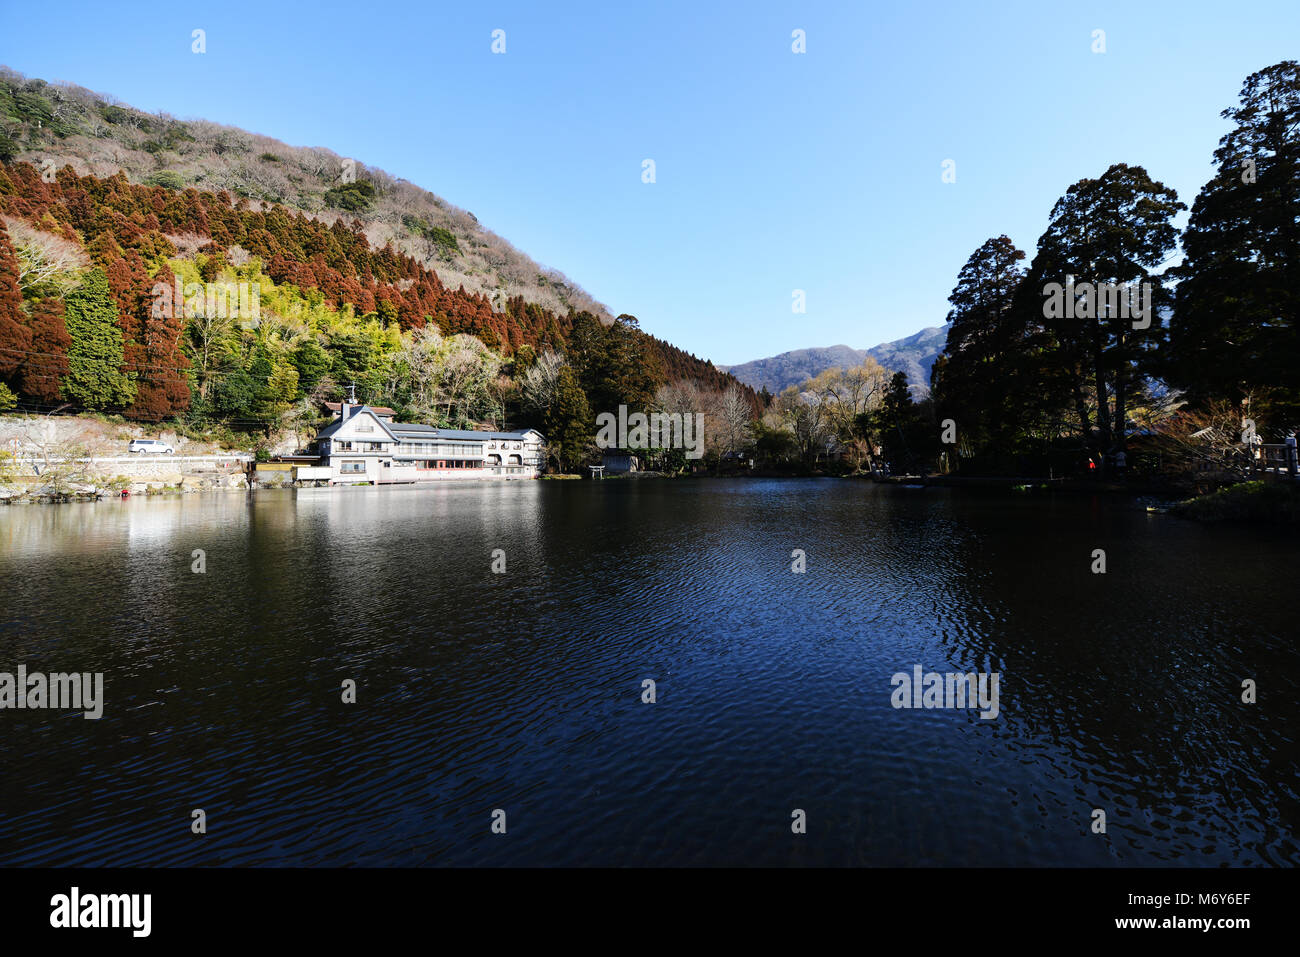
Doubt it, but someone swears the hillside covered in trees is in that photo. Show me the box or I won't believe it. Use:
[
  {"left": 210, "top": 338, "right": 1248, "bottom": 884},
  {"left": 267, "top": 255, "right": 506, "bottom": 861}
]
[
  {"left": 0, "top": 67, "right": 606, "bottom": 317},
  {"left": 0, "top": 69, "right": 752, "bottom": 455}
]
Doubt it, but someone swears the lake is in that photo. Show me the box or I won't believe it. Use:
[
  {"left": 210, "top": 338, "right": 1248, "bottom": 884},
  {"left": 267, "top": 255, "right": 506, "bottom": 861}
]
[{"left": 1, "top": 479, "right": 1296, "bottom": 866}]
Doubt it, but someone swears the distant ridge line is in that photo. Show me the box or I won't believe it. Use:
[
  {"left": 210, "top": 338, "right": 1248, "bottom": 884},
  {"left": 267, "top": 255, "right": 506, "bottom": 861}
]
[{"left": 720, "top": 325, "right": 949, "bottom": 396}]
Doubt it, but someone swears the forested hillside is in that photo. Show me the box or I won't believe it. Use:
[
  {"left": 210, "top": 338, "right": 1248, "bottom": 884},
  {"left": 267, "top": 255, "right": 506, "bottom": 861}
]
[
  {"left": 0, "top": 70, "right": 751, "bottom": 455},
  {"left": 0, "top": 67, "right": 604, "bottom": 316}
]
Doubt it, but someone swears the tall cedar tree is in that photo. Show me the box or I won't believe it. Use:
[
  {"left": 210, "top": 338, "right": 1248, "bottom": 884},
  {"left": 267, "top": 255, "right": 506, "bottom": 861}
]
[
  {"left": 1167, "top": 61, "right": 1300, "bottom": 423},
  {"left": 61, "top": 268, "right": 135, "bottom": 410},
  {"left": 0, "top": 221, "right": 32, "bottom": 376},
  {"left": 19, "top": 298, "right": 71, "bottom": 403},
  {"left": 544, "top": 365, "right": 593, "bottom": 472},
  {"left": 1020, "top": 164, "right": 1183, "bottom": 461},
  {"left": 880, "top": 372, "right": 911, "bottom": 455},
  {"left": 566, "top": 313, "right": 665, "bottom": 415},
  {"left": 932, "top": 236, "right": 1026, "bottom": 455},
  {"left": 127, "top": 262, "right": 191, "bottom": 420}
]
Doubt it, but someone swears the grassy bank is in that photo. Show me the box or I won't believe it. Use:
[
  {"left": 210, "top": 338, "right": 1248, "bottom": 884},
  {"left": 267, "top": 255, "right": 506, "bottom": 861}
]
[{"left": 1172, "top": 481, "right": 1300, "bottom": 524}]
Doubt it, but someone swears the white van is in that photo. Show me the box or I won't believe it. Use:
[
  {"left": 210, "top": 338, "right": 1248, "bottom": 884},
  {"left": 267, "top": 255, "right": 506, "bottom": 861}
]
[{"left": 128, "top": 439, "right": 175, "bottom": 454}]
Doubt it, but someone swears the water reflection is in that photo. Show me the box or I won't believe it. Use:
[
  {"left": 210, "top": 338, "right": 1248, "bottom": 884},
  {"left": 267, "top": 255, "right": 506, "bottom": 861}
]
[{"left": 0, "top": 481, "right": 1295, "bottom": 866}]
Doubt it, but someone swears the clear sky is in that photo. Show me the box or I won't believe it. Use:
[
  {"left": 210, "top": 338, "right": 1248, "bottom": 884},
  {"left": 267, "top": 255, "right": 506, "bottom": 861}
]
[{"left": 2, "top": 0, "right": 1297, "bottom": 365}]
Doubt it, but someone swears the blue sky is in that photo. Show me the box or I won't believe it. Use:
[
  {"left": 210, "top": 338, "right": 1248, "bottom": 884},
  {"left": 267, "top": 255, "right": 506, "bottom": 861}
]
[{"left": 2, "top": 0, "right": 1297, "bottom": 366}]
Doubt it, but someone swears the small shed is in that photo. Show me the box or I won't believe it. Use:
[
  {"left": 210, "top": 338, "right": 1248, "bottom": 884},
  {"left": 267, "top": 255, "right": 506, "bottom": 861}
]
[{"left": 601, "top": 450, "right": 641, "bottom": 474}]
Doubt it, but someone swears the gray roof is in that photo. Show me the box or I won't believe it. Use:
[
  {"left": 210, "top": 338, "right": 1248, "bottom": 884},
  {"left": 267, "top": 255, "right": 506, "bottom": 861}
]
[
  {"left": 316, "top": 405, "right": 543, "bottom": 444},
  {"left": 316, "top": 405, "right": 402, "bottom": 442},
  {"left": 389, "top": 426, "right": 542, "bottom": 442}
]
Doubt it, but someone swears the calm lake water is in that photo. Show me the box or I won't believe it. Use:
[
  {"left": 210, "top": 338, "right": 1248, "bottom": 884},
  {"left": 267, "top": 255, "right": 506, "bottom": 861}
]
[{"left": 1, "top": 479, "right": 1297, "bottom": 866}]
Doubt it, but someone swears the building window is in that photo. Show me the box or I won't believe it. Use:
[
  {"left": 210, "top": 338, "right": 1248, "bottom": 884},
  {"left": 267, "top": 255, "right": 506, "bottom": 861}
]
[
  {"left": 356, "top": 425, "right": 374, "bottom": 433},
  {"left": 367, "top": 442, "right": 384, "bottom": 451},
  {"left": 340, "top": 460, "right": 365, "bottom": 474},
  {"left": 337, "top": 441, "right": 353, "bottom": 451}
]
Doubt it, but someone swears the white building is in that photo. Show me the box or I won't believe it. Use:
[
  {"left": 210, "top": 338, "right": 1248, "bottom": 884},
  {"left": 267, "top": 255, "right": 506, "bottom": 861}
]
[{"left": 308, "top": 403, "right": 544, "bottom": 484}]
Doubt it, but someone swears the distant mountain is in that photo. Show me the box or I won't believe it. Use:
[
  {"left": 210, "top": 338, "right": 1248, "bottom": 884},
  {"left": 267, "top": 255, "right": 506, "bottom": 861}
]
[
  {"left": 863, "top": 325, "right": 949, "bottom": 395},
  {"left": 721, "top": 325, "right": 949, "bottom": 395},
  {"left": 719, "top": 344, "right": 866, "bottom": 395}
]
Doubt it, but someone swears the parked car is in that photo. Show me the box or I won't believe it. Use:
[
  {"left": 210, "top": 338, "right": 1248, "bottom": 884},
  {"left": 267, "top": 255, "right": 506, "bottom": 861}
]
[{"left": 128, "top": 439, "right": 175, "bottom": 454}]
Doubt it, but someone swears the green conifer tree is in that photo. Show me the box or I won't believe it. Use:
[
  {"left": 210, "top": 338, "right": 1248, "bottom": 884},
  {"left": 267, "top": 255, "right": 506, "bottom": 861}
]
[{"left": 61, "top": 268, "right": 135, "bottom": 410}]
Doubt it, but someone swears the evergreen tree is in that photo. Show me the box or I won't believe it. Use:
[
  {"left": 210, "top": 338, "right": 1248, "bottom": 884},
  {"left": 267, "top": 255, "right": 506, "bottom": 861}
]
[
  {"left": 1167, "top": 61, "right": 1300, "bottom": 423},
  {"left": 566, "top": 312, "right": 664, "bottom": 415},
  {"left": 877, "top": 372, "right": 926, "bottom": 469},
  {"left": 61, "top": 268, "right": 135, "bottom": 410},
  {"left": 1022, "top": 164, "right": 1183, "bottom": 462},
  {"left": 0, "top": 221, "right": 31, "bottom": 377},
  {"left": 18, "top": 298, "right": 70, "bottom": 403},
  {"left": 932, "top": 236, "right": 1027, "bottom": 456},
  {"left": 127, "top": 262, "right": 191, "bottom": 421},
  {"left": 291, "top": 339, "right": 333, "bottom": 394},
  {"left": 543, "top": 365, "right": 593, "bottom": 473}
]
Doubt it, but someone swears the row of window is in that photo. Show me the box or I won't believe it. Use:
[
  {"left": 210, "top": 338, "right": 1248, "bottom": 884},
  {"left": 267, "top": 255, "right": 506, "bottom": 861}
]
[
  {"left": 335, "top": 436, "right": 534, "bottom": 453},
  {"left": 415, "top": 460, "right": 479, "bottom": 470},
  {"left": 392, "top": 442, "right": 480, "bottom": 456},
  {"left": 334, "top": 441, "right": 385, "bottom": 452},
  {"left": 335, "top": 441, "right": 490, "bottom": 456},
  {"left": 337, "top": 460, "right": 534, "bottom": 475}
]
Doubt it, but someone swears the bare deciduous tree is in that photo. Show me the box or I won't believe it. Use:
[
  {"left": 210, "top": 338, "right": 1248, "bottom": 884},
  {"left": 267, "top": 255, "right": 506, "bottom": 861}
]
[
  {"left": 775, "top": 385, "right": 833, "bottom": 461},
  {"left": 716, "top": 383, "right": 753, "bottom": 453},
  {"left": 384, "top": 327, "right": 501, "bottom": 427},
  {"left": 15, "top": 417, "right": 109, "bottom": 497},
  {"left": 3, "top": 217, "right": 88, "bottom": 295},
  {"left": 805, "top": 361, "right": 889, "bottom": 433},
  {"left": 520, "top": 350, "right": 566, "bottom": 414}
]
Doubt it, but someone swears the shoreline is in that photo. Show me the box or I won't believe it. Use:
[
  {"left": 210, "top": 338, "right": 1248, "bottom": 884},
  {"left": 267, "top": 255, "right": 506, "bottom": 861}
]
[{"left": 7, "top": 470, "right": 1296, "bottom": 525}]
